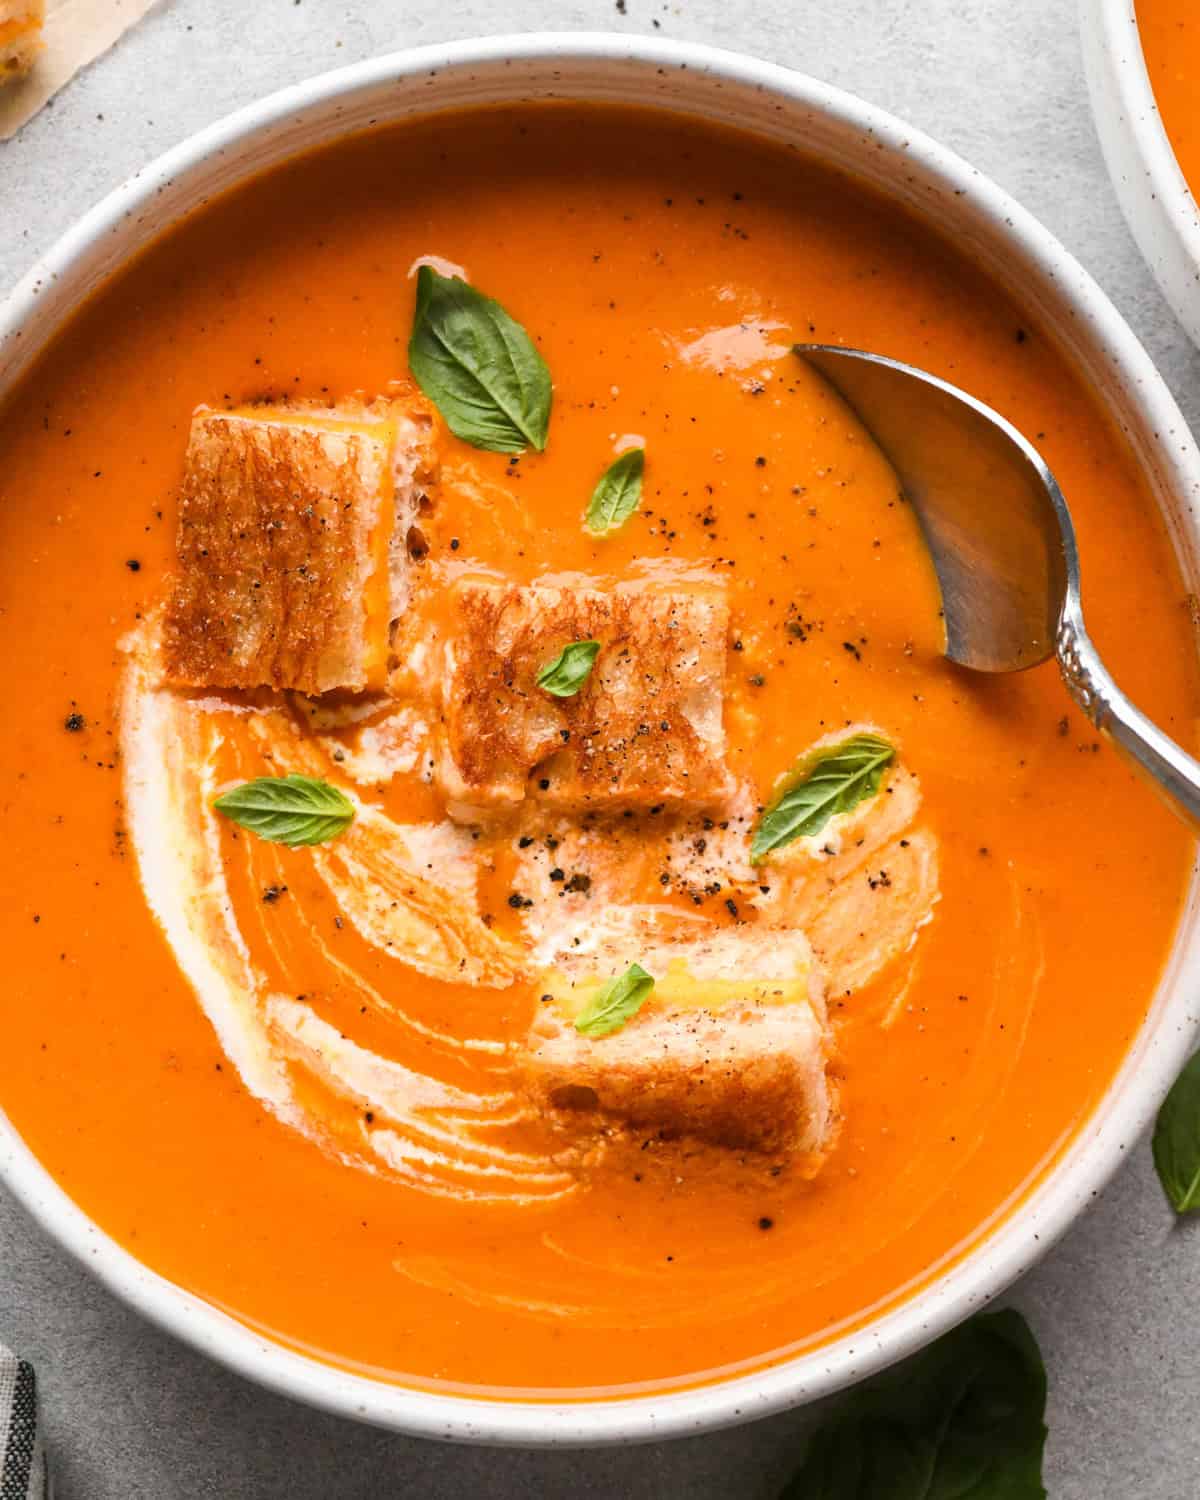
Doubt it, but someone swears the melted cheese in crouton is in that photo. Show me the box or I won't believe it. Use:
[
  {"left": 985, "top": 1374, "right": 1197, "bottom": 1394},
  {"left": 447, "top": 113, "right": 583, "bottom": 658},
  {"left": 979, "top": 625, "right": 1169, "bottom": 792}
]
[
  {"left": 520, "top": 907, "right": 831, "bottom": 1162},
  {"left": 434, "top": 578, "right": 732, "bottom": 817},
  {"left": 162, "top": 387, "right": 436, "bottom": 695}
]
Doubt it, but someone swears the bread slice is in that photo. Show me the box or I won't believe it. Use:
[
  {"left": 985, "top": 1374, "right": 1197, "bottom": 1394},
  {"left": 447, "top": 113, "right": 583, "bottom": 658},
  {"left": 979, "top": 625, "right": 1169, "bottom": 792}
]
[
  {"left": 0, "top": 1, "right": 44, "bottom": 85},
  {"left": 162, "top": 386, "right": 437, "bottom": 696},
  {"left": 519, "top": 906, "right": 831, "bottom": 1161},
  {"left": 434, "top": 578, "right": 732, "bottom": 818}
]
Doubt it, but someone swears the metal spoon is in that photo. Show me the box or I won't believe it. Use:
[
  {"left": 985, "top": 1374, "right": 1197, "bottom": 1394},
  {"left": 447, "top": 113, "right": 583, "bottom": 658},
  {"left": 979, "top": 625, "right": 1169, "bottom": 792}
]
[{"left": 796, "top": 343, "right": 1200, "bottom": 830}]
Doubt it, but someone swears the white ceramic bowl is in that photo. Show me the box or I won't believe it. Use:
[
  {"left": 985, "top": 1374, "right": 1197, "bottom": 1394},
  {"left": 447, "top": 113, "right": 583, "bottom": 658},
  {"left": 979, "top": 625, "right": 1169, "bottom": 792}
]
[
  {"left": 1082, "top": 0, "right": 1200, "bottom": 345},
  {"left": 2, "top": 32, "right": 1199, "bottom": 1448}
]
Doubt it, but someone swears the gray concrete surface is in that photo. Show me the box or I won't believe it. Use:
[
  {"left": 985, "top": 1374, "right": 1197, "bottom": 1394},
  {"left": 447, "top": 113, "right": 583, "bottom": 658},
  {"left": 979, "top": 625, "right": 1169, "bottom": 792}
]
[{"left": 4, "top": 1, "right": 1200, "bottom": 1495}]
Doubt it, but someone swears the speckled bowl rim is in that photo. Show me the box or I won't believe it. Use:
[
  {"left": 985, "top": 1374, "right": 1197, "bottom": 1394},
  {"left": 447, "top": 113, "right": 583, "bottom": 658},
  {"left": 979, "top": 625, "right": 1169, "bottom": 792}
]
[
  {"left": 1082, "top": 0, "right": 1200, "bottom": 344},
  {"left": 1, "top": 31, "right": 1199, "bottom": 1448}
]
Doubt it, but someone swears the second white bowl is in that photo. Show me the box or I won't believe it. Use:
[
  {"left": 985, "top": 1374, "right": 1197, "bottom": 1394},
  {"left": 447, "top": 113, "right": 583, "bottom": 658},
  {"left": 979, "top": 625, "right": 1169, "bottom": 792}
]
[{"left": 1082, "top": 0, "right": 1200, "bottom": 345}]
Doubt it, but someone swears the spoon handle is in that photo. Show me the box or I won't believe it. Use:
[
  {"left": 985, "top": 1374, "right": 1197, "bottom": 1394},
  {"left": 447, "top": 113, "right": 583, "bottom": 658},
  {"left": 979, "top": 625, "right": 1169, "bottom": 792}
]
[{"left": 1059, "top": 615, "right": 1200, "bottom": 833}]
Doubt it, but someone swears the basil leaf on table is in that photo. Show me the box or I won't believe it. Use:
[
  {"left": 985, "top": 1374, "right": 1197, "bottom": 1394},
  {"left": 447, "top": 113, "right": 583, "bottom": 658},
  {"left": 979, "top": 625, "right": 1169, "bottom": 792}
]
[
  {"left": 1153, "top": 1050, "right": 1200, "bottom": 1212},
  {"left": 407, "top": 266, "right": 552, "bottom": 453},
  {"left": 585, "top": 447, "right": 645, "bottom": 535},
  {"left": 751, "top": 732, "right": 895, "bottom": 863},
  {"left": 213, "top": 774, "right": 355, "bottom": 848},
  {"left": 780, "top": 1309, "right": 1048, "bottom": 1500},
  {"left": 574, "top": 963, "right": 655, "bottom": 1038},
  {"left": 537, "top": 639, "right": 601, "bottom": 698}
]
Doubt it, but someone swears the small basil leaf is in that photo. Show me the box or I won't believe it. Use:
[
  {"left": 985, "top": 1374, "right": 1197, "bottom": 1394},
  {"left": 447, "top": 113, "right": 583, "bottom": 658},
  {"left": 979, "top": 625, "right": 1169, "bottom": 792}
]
[
  {"left": 574, "top": 963, "right": 655, "bottom": 1038},
  {"left": 1153, "top": 1050, "right": 1200, "bottom": 1212},
  {"left": 537, "top": 639, "right": 601, "bottom": 698},
  {"left": 407, "top": 266, "right": 552, "bottom": 453},
  {"left": 585, "top": 447, "right": 645, "bottom": 535},
  {"left": 213, "top": 774, "right": 355, "bottom": 848},
  {"left": 780, "top": 1309, "right": 1048, "bottom": 1500},
  {"left": 751, "top": 732, "right": 895, "bottom": 864}
]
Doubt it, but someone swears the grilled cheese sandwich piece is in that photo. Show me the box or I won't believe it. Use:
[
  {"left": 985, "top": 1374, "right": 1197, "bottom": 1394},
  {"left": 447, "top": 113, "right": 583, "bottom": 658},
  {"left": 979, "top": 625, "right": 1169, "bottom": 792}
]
[
  {"left": 163, "top": 386, "right": 437, "bottom": 696},
  {"left": 435, "top": 578, "right": 732, "bottom": 818},
  {"left": 520, "top": 907, "right": 831, "bottom": 1161},
  {"left": 0, "top": 1, "right": 43, "bottom": 85}
]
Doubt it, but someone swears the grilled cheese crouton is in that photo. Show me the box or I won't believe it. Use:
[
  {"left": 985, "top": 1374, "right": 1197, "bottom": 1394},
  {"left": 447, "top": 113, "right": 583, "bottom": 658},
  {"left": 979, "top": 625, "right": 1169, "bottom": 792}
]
[
  {"left": 163, "top": 387, "right": 437, "bottom": 696},
  {"left": 435, "top": 578, "right": 731, "bottom": 818},
  {"left": 520, "top": 907, "right": 831, "bottom": 1161},
  {"left": 0, "top": 1, "right": 43, "bottom": 85}
]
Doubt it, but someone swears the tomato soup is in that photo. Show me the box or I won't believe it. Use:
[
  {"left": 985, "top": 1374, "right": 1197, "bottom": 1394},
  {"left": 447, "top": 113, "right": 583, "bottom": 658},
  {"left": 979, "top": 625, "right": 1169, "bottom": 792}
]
[
  {"left": 0, "top": 105, "right": 1195, "bottom": 1397},
  {"left": 1138, "top": 0, "right": 1200, "bottom": 195}
]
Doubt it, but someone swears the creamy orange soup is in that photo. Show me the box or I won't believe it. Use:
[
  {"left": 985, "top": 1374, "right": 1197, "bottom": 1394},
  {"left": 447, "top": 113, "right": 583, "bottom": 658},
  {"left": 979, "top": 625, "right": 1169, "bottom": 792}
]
[
  {"left": 0, "top": 105, "right": 1195, "bottom": 1397},
  {"left": 1139, "top": 0, "right": 1200, "bottom": 195}
]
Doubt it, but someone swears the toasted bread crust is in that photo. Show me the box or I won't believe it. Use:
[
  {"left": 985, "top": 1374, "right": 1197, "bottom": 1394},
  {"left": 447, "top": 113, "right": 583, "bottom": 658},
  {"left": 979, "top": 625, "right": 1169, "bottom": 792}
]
[
  {"left": 436, "top": 579, "right": 731, "bottom": 816},
  {"left": 522, "top": 1000, "right": 830, "bottom": 1158},
  {"left": 519, "top": 907, "right": 831, "bottom": 1160},
  {"left": 162, "top": 389, "right": 436, "bottom": 696}
]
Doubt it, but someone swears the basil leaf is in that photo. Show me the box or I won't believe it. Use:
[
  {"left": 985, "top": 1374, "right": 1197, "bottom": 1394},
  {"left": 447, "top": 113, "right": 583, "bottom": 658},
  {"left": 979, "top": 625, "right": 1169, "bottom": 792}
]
[
  {"left": 407, "top": 266, "right": 551, "bottom": 453},
  {"left": 780, "top": 1309, "right": 1048, "bottom": 1500},
  {"left": 751, "top": 732, "right": 895, "bottom": 863},
  {"left": 794, "top": 1418, "right": 935, "bottom": 1498},
  {"left": 574, "top": 963, "right": 655, "bottom": 1038},
  {"left": 585, "top": 447, "right": 645, "bottom": 535},
  {"left": 537, "top": 639, "right": 601, "bottom": 698},
  {"left": 213, "top": 774, "right": 355, "bottom": 847},
  {"left": 1153, "top": 1050, "right": 1200, "bottom": 1212}
]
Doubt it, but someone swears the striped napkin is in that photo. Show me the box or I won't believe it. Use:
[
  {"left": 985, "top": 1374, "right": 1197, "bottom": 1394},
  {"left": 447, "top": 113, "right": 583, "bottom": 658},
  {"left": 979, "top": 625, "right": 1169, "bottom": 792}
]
[{"left": 0, "top": 1345, "right": 47, "bottom": 1500}]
